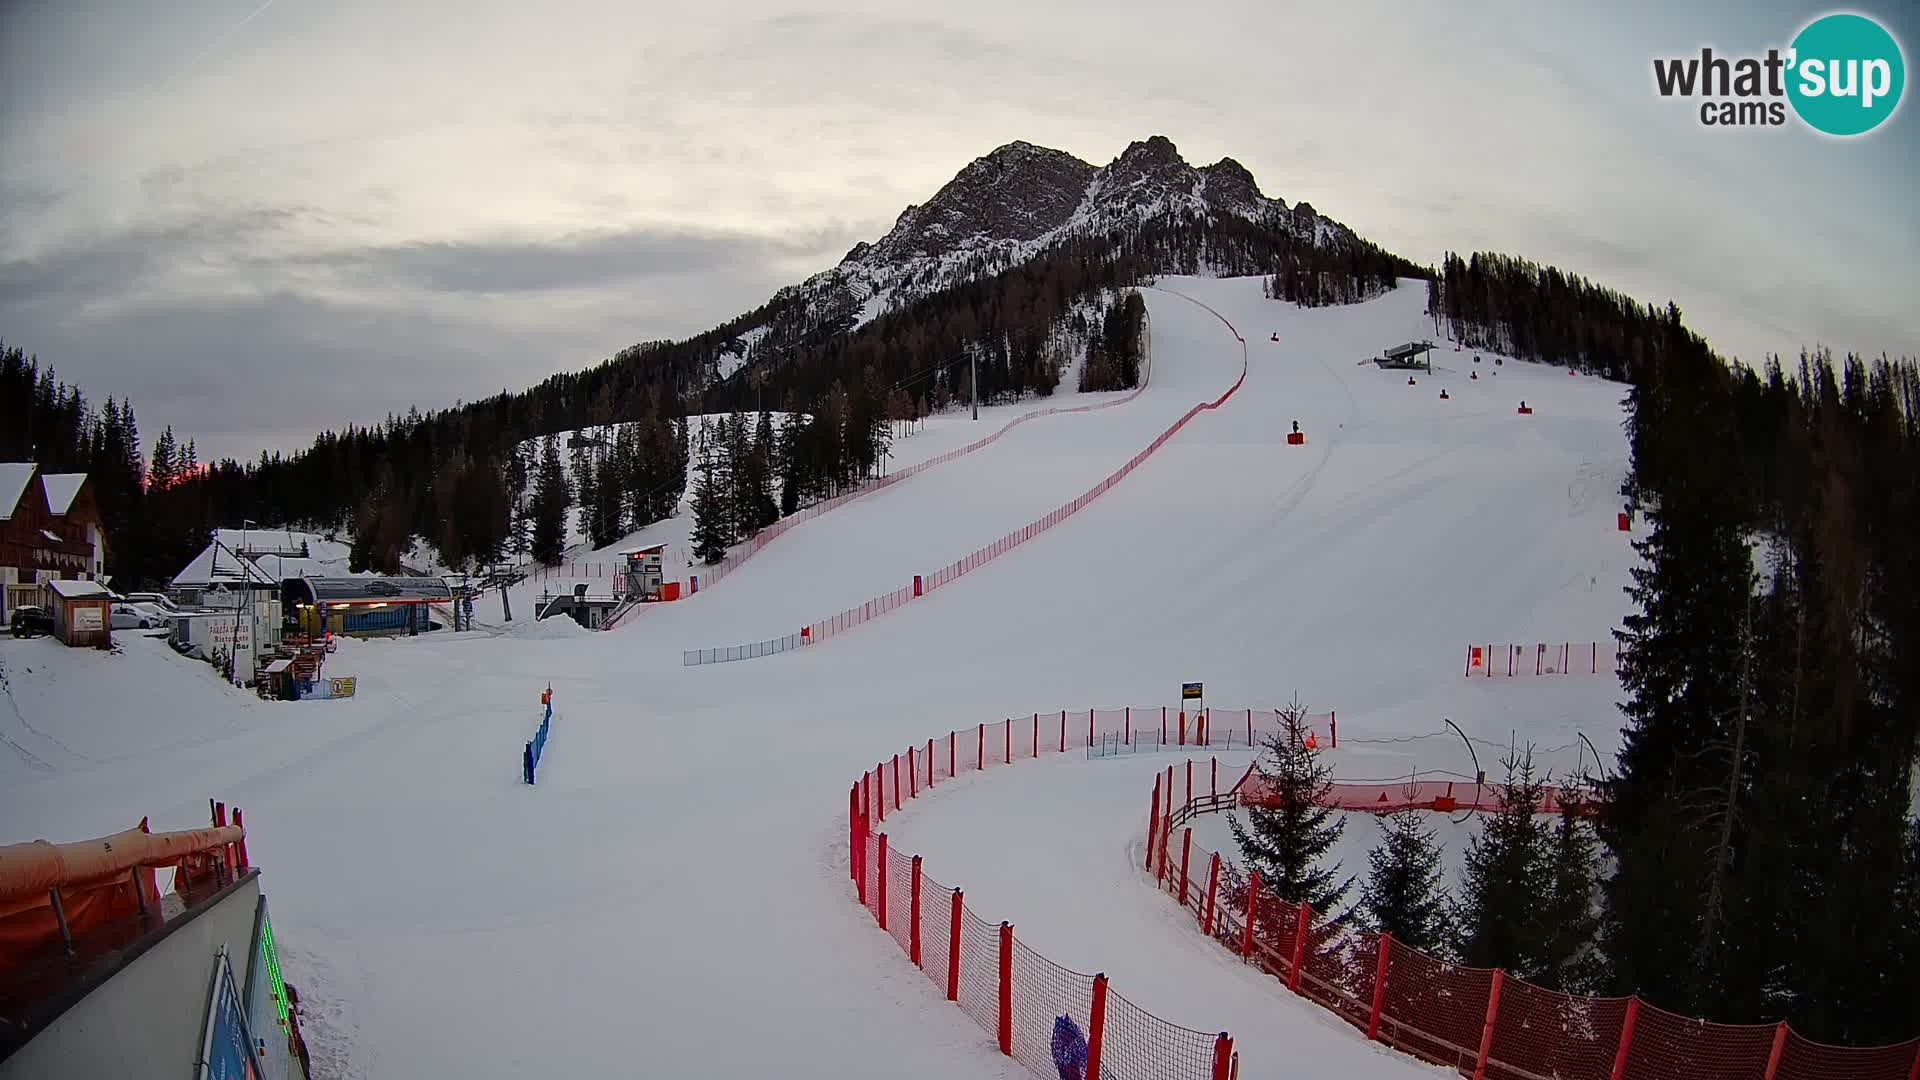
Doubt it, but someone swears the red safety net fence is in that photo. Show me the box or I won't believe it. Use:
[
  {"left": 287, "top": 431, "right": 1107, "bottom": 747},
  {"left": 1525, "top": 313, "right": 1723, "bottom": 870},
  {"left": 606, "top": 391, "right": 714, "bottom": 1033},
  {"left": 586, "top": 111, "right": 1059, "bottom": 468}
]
[
  {"left": 847, "top": 708, "right": 1246, "bottom": 1080},
  {"left": 1146, "top": 773, "right": 1920, "bottom": 1080},
  {"left": 694, "top": 289, "right": 1250, "bottom": 661},
  {"left": 625, "top": 346, "right": 1158, "bottom": 635}
]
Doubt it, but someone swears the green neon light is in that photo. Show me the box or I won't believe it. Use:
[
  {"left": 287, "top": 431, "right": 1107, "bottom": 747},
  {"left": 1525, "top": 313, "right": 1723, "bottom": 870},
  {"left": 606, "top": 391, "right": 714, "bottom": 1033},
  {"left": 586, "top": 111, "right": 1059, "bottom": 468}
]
[{"left": 259, "top": 912, "right": 291, "bottom": 1027}]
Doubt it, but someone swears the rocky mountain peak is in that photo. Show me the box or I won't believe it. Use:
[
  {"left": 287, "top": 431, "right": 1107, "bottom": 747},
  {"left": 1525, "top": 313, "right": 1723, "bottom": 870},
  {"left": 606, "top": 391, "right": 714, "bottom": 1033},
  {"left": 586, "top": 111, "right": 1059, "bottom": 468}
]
[
  {"left": 795, "top": 136, "right": 1359, "bottom": 348},
  {"left": 848, "top": 141, "right": 1096, "bottom": 265}
]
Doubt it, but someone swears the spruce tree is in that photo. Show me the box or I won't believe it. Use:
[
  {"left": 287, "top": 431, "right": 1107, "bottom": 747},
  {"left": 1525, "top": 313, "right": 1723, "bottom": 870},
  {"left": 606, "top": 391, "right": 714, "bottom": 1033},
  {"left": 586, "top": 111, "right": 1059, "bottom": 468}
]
[
  {"left": 530, "top": 435, "right": 570, "bottom": 566},
  {"left": 1228, "top": 698, "right": 1352, "bottom": 915},
  {"left": 1359, "top": 806, "right": 1451, "bottom": 951},
  {"left": 1534, "top": 800, "right": 1601, "bottom": 992},
  {"left": 592, "top": 442, "right": 625, "bottom": 547},
  {"left": 778, "top": 412, "right": 809, "bottom": 515},
  {"left": 572, "top": 437, "right": 598, "bottom": 543},
  {"left": 150, "top": 428, "right": 178, "bottom": 491},
  {"left": 1601, "top": 343, "right": 1754, "bottom": 1010},
  {"left": 1454, "top": 749, "right": 1550, "bottom": 975},
  {"left": 688, "top": 447, "right": 730, "bottom": 565}
]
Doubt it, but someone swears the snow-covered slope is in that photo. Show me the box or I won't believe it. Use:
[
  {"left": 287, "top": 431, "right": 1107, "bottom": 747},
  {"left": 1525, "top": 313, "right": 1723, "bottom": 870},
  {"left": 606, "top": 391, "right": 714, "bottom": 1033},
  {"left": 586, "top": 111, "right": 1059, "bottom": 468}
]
[{"left": 1, "top": 276, "right": 1638, "bottom": 1078}]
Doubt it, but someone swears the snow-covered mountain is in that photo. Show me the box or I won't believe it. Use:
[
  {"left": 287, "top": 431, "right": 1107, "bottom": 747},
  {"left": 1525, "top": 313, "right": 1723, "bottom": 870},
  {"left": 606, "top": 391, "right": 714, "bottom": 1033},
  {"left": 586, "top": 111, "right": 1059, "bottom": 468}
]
[{"left": 708, "top": 136, "right": 1368, "bottom": 385}]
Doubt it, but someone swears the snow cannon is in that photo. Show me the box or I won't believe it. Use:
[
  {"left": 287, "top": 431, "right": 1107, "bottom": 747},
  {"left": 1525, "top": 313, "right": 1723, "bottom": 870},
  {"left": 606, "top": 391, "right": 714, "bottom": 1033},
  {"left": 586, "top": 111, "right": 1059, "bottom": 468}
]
[
  {"left": 1517, "top": 400, "right": 1534, "bottom": 415},
  {"left": 1286, "top": 419, "right": 1305, "bottom": 446},
  {"left": 1439, "top": 388, "right": 1450, "bottom": 400}
]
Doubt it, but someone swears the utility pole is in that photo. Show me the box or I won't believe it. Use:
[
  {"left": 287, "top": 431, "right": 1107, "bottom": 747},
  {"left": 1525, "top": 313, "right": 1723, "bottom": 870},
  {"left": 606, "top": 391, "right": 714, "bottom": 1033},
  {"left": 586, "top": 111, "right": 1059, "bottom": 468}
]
[{"left": 970, "top": 347, "right": 978, "bottom": 421}]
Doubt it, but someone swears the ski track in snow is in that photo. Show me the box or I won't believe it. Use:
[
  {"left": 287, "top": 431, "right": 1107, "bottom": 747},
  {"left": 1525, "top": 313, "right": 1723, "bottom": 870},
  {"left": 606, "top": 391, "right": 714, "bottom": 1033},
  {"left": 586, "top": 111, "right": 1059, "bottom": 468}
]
[{"left": 0, "top": 276, "right": 1637, "bottom": 1079}]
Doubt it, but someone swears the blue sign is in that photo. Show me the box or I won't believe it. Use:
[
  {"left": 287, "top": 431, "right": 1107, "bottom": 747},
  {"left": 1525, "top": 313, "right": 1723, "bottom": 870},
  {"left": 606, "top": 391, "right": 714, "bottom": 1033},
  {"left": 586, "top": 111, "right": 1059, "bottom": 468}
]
[{"left": 200, "top": 948, "right": 259, "bottom": 1079}]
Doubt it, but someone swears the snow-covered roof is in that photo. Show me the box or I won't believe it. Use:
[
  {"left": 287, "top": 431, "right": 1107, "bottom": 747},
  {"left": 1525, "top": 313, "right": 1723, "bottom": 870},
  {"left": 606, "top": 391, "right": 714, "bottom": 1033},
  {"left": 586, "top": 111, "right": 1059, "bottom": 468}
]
[
  {"left": 250, "top": 554, "right": 351, "bottom": 580},
  {"left": 0, "top": 462, "right": 36, "bottom": 520},
  {"left": 171, "top": 539, "right": 280, "bottom": 588},
  {"left": 47, "top": 578, "right": 109, "bottom": 600},
  {"left": 40, "top": 473, "right": 86, "bottom": 514},
  {"left": 212, "top": 527, "right": 309, "bottom": 553}
]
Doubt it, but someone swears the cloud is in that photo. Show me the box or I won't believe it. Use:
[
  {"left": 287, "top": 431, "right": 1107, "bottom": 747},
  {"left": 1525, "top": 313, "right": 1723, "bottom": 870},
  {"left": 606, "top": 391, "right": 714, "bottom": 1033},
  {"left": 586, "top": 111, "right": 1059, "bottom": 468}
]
[
  {"left": 0, "top": 212, "right": 868, "bottom": 458},
  {"left": 283, "top": 225, "right": 862, "bottom": 296}
]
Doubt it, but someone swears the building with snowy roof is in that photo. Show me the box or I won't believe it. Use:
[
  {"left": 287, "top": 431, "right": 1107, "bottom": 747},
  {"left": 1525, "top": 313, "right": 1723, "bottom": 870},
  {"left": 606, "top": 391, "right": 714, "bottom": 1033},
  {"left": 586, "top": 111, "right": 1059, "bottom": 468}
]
[{"left": 0, "top": 464, "right": 106, "bottom": 621}]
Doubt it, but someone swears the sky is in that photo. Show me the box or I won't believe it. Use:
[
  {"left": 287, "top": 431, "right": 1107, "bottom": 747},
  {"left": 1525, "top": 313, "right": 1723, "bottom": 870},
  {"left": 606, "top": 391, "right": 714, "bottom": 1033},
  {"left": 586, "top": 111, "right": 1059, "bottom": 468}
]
[{"left": 1, "top": 0, "right": 1915, "bottom": 461}]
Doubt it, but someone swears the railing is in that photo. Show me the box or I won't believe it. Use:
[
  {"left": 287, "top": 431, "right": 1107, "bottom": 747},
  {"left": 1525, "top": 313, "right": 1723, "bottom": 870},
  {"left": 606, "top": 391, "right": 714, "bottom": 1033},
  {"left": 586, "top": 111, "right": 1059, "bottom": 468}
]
[
  {"left": 847, "top": 706, "right": 1265, "bottom": 1079},
  {"left": 690, "top": 288, "right": 1245, "bottom": 664},
  {"left": 1147, "top": 771, "right": 1920, "bottom": 1080},
  {"left": 1466, "top": 641, "right": 1620, "bottom": 677}
]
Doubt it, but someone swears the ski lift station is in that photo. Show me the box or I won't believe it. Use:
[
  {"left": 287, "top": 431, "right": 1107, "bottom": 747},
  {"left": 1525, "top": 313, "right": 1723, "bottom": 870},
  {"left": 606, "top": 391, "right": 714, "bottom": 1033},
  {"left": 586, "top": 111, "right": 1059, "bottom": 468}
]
[
  {"left": 282, "top": 577, "right": 451, "bottom": 638},
  {"left": 1374, "top": 340, "right": 1436, "bottom": 371}
]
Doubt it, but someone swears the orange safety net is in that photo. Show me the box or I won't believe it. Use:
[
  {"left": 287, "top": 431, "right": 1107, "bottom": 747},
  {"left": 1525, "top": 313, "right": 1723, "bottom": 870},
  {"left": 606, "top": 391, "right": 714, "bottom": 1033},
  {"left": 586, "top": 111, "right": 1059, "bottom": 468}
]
[{"left": 1155, "top": 780, "right": 1920, "bottom": 1080}]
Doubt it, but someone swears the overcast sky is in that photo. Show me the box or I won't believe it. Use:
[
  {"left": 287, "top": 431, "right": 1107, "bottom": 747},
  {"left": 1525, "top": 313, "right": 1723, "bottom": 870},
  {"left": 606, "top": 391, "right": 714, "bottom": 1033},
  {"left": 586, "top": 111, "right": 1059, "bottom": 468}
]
[{"left": 2, "top": 0, "right": 1915, "bottom": 460}]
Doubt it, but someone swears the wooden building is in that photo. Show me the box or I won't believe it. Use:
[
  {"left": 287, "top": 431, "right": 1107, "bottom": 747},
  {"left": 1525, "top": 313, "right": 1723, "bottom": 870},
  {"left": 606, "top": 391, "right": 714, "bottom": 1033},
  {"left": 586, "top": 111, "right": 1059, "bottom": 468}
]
[
  {"left": 1, "top": 464, "right": 107, "bottom": 621},
  {"left": 46, "top": 578, "right": 112, "bottom": 648}
]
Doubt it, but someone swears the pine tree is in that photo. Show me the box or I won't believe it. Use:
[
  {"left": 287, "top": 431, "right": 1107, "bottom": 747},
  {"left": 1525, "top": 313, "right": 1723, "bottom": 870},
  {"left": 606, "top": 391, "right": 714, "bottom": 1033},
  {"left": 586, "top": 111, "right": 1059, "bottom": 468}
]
[
  {"left": 778, "top": 412, "right": 809, "bottom": 515},
  {"left": 530, "top": 435, "right": 570, "bottom": 565},
  {"left": 1600, "top": 345, "right": 1754, "bottom": 1010},
  {"left": 1228, "top": 698, "right": 1352, "bottom": 915},
  {"left": 150, "top": 428, "right": 178, "bottom": 491},
  {"left": 721, "top": 411, "right": 754, "bottom": 537},
  {"left": 1359, "top": 806, "right": 1451, "bottom": 951},
  {"left": 688, "top": 447, "right": 730, "bottom": 565},
  {"left": 1454, "top": 749, "right": 1550, "bottom": 975},
  {"left": 592, "top": 438, "right": 625, "bottom": 547},
  {"left": 572, "top": 436, "right": 598, "bottom": 543},
  {"left": 755, "top": 409, "right": 776, "bottom": 468},
  {"left": 1534, "top": 801, "right": 1601, "bottom": 992}
]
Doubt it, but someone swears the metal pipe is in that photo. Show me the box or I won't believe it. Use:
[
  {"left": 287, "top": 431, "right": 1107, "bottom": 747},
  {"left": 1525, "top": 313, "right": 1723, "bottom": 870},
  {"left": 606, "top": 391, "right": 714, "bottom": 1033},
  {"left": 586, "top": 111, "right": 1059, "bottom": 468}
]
[{"left": 49, "top": 888, "right": 75, "bottom": 956}]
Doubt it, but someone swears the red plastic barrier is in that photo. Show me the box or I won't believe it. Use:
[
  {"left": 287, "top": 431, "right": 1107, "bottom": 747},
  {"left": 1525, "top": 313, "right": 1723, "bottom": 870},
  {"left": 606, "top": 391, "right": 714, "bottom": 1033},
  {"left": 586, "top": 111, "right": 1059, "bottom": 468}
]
[{"left": 849, "top": 705, "right": 1237, "bottom": 1078}]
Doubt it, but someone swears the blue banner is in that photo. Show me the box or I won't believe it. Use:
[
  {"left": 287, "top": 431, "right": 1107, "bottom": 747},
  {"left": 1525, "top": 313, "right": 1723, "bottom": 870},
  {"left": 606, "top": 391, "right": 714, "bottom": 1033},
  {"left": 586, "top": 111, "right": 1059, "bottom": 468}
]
[
  {"left": 524, "top": 694, "right": 553, "bottom": 784},
  {"left": 200, "top": 948, "right": 259, "bottom": 1080}
]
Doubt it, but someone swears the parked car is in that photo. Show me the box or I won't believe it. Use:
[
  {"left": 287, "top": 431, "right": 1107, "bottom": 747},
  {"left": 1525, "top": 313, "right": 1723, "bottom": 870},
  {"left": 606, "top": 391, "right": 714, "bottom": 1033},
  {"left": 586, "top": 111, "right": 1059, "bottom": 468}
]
[
  {"left": 127, "top": 601, "right": 177, "bottom": 626},
  {"left": 110, "top": 603, "right": 161, "bottom": 630},
  {"left": 10, "top": 606, "right": 54, "bottom": 637}
]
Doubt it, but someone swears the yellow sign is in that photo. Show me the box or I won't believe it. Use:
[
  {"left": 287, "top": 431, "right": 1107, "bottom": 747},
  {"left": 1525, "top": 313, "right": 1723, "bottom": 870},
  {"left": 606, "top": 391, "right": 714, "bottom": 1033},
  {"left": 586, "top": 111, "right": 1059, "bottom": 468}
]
[
  {"left": 1181, "top": 681, "right": 1203, "bottom": 700},
  {"left": 328, "top": 678, "right": 357, "bottom": 698}
]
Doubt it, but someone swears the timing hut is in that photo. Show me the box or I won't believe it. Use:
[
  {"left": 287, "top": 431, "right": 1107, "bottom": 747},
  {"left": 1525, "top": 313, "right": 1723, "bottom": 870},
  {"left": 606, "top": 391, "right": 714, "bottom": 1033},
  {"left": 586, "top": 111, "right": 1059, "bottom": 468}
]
[
  {"left": 1375, "top": 341, "right": 1436, "bottom": 371},
  {"left": 282, "top": 577, "right": 450, "bottom": 638},
  {"left": 620, "top": 544, "right": 671, "bottom": 602}
]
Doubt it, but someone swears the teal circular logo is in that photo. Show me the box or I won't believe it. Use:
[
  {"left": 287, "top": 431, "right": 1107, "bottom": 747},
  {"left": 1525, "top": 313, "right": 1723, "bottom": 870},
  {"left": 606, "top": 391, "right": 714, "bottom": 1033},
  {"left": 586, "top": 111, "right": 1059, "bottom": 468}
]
[{"left": 1787, "top": 13, "right": 1905, "bottom": 136}]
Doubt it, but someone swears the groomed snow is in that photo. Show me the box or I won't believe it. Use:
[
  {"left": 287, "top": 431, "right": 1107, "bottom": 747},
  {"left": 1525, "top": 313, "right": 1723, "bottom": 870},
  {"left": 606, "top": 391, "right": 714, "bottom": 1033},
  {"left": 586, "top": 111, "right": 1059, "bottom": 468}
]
[{"left": 1, "top": 275, "right": 1640, "bottom": 1078}]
